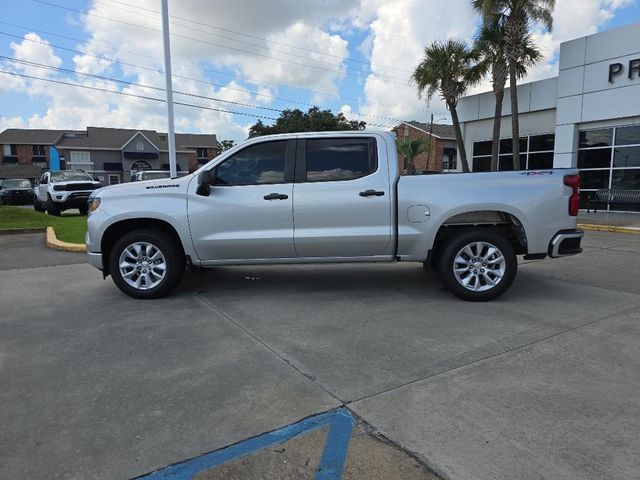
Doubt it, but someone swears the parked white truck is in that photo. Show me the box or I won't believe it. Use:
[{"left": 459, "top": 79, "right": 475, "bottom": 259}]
[
  {"left": 34, "top": 170, "right": 102, "bottom": 216},
  {"left": 86, "top": 132, "right": 583, "bottom": 301}
]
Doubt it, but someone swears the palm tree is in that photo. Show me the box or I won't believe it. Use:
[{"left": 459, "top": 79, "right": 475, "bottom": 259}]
[
  {"left": 472, "top": 0, "right": 555, "bottom": 169},
  {"left": 473, "top": 21, "right": 541, "bottom": 171},
  {"left": 396, "top": 137, "right": 431, "bottom": 174},
  {"left": 412, "top": 39, "right": 480, "bottom": 173}
]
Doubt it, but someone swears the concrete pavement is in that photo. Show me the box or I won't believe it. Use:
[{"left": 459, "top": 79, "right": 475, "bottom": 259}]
[{"left": 1, "top": 231, "right": 639, "bottom": 479}]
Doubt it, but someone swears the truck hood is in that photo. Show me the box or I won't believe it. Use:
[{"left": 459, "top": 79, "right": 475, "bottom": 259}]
[
  {"left": 52, "top": 180, "right": 102, "bottom": 187},
  {"left": 94, "top": 174, "right": 194, "bottom": 198}
]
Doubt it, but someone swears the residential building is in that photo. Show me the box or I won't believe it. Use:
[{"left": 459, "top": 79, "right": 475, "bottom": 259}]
[
  {"left": 392, "top": 122, "right": 459, "bottom": 173},
  {"left": 457, "top": 21, "right": 640, "bottom": 211},
  {"left": 0, "top": 127, "right": 220, "bottom": 184}
]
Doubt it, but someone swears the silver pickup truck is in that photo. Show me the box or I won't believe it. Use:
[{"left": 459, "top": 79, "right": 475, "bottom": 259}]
[{"left": 86, "top": 131, "right": 583, "bottom": 301}]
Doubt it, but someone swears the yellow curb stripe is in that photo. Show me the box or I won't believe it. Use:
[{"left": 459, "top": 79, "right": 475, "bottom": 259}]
[
  {"left": 577, "top": 223, "right": 640, "bottom": 235},
  {"left": 46, "top": 226, "right": 87, "bottom": 253}
]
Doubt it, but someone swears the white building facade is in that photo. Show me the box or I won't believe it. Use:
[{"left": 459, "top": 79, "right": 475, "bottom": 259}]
[{"left": 457, "top": 22, "right": 640, "bottom": 210}]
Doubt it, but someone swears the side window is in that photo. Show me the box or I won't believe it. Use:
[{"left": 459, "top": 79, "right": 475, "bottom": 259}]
[
  {"left": 214, "top": 141, "right": 286, "bottom": 186},
  {"left": 305, "top": 138, "right": 376, "bottom": 182}
]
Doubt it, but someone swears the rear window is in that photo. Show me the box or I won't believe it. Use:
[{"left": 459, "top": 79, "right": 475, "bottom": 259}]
[{"left": 305, "top": 138, "right": 376, "bottom": 182}]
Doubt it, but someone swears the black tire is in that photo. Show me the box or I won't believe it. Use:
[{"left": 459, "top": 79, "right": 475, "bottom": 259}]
[
  {"left": 78, "top": 204, "right": 89, "bottom": 215},
  {"left": 109, "top": 229, "right": 185, "bottom": 299},
  {"left": 34, "top": 197, "right": 45, "bottom": 212},
  {"left": 46, "top": 196, "right": 61, "bottom": 216},
  {"left": 438, "top": 229, "right": 517, "bottom": 302}
]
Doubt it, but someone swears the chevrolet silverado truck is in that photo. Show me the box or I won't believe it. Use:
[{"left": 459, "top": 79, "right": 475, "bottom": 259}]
[
  {"left": 34, "top": 170, "right": 102, "bottom": 216},
  {"left": 86, "top": 132, "right": 583, "bottom": 301}
]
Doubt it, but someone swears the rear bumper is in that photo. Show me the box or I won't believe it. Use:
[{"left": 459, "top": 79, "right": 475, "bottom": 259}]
[{"left": 548, "top": 229, "right": 583, "bottom": 258}]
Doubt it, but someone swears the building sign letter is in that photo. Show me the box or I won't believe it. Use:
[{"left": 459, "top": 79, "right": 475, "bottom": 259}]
[
  {"left": 609, "top": 62, "right": 623, "bottom": 83},
  {"left": 629, "top": 59, "right": 640, "bottom": 80}
]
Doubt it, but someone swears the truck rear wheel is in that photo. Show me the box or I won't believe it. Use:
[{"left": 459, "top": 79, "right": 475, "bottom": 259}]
[
  {"left": 108, "top": 229, "right": 185, "bottom": 299},
  {"left": 438, "top": 230, "right": 517, "bottom": 302}
]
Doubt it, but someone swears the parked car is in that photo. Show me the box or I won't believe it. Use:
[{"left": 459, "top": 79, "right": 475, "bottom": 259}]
[
  {"left": 130, "top": 170, "right": 187, "bottom": 182},
  {"left": 0, "top": 178, "right": 34, "bottom": 205},
  {"left": 34, "top": 170, "right": 102, "bottom": 216},
  {"left": 86, "top": 132, "right": 583, "bottom": 301}
]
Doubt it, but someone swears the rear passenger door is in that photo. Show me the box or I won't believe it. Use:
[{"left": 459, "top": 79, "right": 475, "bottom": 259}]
[{"left": 292, "top": 136, "right": 394, "bottom": 259}]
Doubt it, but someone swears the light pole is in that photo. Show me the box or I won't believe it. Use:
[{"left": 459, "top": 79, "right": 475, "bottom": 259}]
[{"left": 161, "top": 0, "right": 177, "bottom": 179}]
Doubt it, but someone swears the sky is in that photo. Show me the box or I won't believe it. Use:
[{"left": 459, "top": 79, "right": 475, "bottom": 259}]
[{"left": 0, "top": 0, "right": 639, "bottom": 142}]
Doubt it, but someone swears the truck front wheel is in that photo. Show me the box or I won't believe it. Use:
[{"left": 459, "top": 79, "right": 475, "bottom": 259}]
[
  {"left": 108, "top": 229, "right": 185, "bottom": 299},
  {"left": 46, "top": 195, "right": 61, "bottom": 216},
  {"left": 438, "top": 230, "right": 517, "bottom": 302}
]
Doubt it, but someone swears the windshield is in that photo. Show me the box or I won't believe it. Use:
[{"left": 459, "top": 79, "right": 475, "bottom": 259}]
[
  {"left": 141, "top": 171, "right": 171, "bottom": 180},
  {"left": 50, "top": 171, "right": 93, "bottom": 182},
  {"left": 2, "top": 179, "right": 32, "bottom": 188}
]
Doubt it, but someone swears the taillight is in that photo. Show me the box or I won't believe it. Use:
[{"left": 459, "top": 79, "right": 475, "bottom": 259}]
[{"left": 564, "top": 175, "right": 580, "bottom": 216}]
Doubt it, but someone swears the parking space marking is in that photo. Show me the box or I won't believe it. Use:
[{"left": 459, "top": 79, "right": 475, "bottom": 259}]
[{"left": 135, "top": 408, "right": 354, "bottom": 480}]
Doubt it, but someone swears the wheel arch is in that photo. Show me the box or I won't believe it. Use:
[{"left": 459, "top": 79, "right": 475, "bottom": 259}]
[
  {"left": 100, "top": 218, "right": 186, "bottom": 274},
  {"left": 426, "top": 209, "right": 528, "bottom": 268}
]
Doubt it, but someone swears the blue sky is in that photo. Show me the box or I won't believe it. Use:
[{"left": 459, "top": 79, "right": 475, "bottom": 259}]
[{"left": 0, "top": 0, "right": 639, "bottom": 141}]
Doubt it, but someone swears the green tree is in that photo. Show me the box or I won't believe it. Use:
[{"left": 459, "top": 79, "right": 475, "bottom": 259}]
[
  {"left": 249, "top": 107, "right": 366, "bottom": 137},
  {"left": 472, "top": 0, "right": 555, "bottom": 169},
  {"left": 219, "top": 139, "right": 236, "bottom": 151},
  {"left": 411, "top": 39, "right": 480, "bottom": 173},
  {"left": 396, "top": 137, "right": 431, "bottom": 174},
  {"left": 473, "top": 20, "right": 541, "bottom": 171}
]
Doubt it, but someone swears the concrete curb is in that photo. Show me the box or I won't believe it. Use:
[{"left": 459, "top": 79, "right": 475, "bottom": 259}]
[
  {"left": 577, "top": 223, "right": 640, "bottom": 235},
  {"left": 0, "top": 227, "right": 47, "bottom": 236},
  {"left": 46, "top": 227, "right": 87, "bottom": 253}
]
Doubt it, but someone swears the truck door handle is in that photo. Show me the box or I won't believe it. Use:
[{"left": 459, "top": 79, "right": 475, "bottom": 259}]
[
  {"left": 359, "top": 189, "right": 385, "bottom": 197},
  {"left": 263, "top": 193, "right": 289, "bottom": 200}
]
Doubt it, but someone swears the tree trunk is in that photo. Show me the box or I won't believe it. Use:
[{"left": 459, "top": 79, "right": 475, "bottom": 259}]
[
  {"left": 450, "top": 104, "right": 469, "bottom": 173},
  {"left": 509, "top": 61, "right": 520, "bottom": 170},
  {"left": 491, "top": 89, "right": 504, "bottom": 171}
]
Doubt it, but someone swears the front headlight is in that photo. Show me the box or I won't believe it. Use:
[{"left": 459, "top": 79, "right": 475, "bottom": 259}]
[{"left": 87, "top": 197, "right": 101, "bottom": 213}]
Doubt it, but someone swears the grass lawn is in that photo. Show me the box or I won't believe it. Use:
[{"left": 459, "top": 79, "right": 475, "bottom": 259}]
[{"left": 0, "top": 205, "right": 87, "bottom": 244}]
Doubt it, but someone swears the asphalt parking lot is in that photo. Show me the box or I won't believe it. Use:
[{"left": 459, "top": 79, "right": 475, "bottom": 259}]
[{"left": 1, "top": 231, "right": 639, "bottom": 480}]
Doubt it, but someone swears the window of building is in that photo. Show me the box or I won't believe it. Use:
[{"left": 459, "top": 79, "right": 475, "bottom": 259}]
[
  {"left": 67, "top": 151, "right": 94, "bottom": 172},
  {"left": 136, "top": 141, "right": 144, "bottom": 151},
  {"left": 108, "top": 174, "right": 120, "bottom": 185},
  {"left": 578, "top": 125, "right": 640, "bottom": 211},
  {"left": 2, "top": 144, "right": 17, "bottom": 163},
  {"left": 214, "top": 141, "right": 286, "bottom": 186},
  {"left": 443, "top": 154, "right": 457, "bottom": 170},
  {"left": 197, "top": 148, "right": 209, "bottom": 165},
  {"left": 472, "top": 134, "right": 555, "bottom": 172},
  {"left": 305, "top": 138, "right": 376, "bottom": 182},
  {"left": 32, "top": 145, "right": 46, "bottom": 163}
]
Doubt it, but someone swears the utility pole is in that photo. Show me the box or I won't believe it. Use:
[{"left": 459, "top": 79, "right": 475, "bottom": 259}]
[
  {"left": 427, "top": 113, "right": 434, "bottom": 170},
  {"left": 161, "top": 0, "right": 177, "bottom": 179}
]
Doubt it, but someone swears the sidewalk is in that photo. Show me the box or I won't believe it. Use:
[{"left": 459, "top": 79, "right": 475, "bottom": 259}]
[{"left": 578, "top": 211, "right": 640, "bottom": 227}]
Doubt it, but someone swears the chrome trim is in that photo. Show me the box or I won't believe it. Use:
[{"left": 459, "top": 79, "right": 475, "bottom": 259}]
[{"left": 549, "top": 230, "right": 583, "bottom": 258}]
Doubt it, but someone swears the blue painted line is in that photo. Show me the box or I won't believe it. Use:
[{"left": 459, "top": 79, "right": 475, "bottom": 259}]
[{"left": 135, "top": 408, "right": 354, "bottom": 480}]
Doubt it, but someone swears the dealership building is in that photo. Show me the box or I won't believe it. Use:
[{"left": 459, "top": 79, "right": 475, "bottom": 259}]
[{"left": 457, "top": 22, "right": 640, "bottom": 210}]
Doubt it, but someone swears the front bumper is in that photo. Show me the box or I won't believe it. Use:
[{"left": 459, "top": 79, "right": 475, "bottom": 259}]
[
  {"left": 50, "top": 190, "right": 93, "bottom": 205},
  {"left": 548, "top": 229, "right": 583, "bottom": 258},
  {"left": 87, "top": 251, "right": 103, "bottom": 270}
]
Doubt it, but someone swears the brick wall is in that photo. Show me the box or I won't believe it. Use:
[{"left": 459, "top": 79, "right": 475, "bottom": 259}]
[
  {"left": 0, "top": 144, "right": 50, "bottom": 167},
  {"left": 393, "top": 126, "right": 448, "bottom": 173}
]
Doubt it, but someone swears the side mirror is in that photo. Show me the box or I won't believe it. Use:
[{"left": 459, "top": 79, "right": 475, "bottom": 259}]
[
  {"left": 94, "top": 177, "right": 100, "bottom": 182},
  {"left": 196, "top": 170, "right": 212, "bottom": 197}
]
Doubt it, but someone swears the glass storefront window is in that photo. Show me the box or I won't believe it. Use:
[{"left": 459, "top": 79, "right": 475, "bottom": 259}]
[
  {"left": 578, "top": 149, "right": 611, "bottom": 169},
  {"left": 528, "top": 134, "right": 555, "bottom": 152},
  {"left": 528, "top": 152, "right": 554, "bottom": 170},
  {"left": 472, "top": 157, "right": 491, "bottom": 172},
  {"left": 473, "top": 141, "right": 492, "bottom": 156},
  {"left": 614, "top": 125, "right": 640, "bottom": 146},
  {"left": 613, "top": 146, "right": 640, "bottom": 168},
  {"left": 611, "top": 169, "right": 640, "bottom": 189},
  {"left": 579, "top": 129, "right": 613, "bottom": 148},
  {"left": 499, "top": 138, "right": 528, "bottom": 155},
  {"left": 579, "top": 170, "right": 610, "bottom": 189},
  {"left": 498, "top": 155, "right": 513, "bottom": 171}
]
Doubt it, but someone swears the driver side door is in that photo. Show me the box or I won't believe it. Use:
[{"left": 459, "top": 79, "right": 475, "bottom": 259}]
[{"left": 188, "top": 139, "right": 297, "bottom": 262}]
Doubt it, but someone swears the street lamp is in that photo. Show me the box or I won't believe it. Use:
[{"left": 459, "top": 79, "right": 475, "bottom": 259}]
[{"left": 161, "top": 0, "right": 177, "bottom": 179}]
